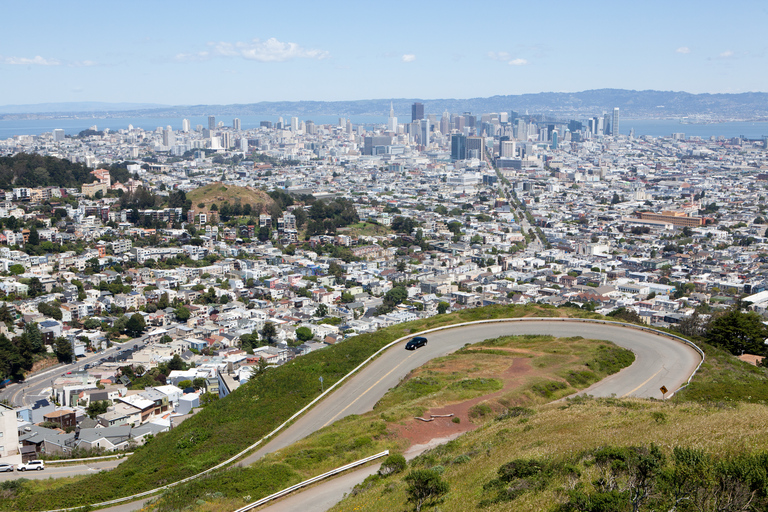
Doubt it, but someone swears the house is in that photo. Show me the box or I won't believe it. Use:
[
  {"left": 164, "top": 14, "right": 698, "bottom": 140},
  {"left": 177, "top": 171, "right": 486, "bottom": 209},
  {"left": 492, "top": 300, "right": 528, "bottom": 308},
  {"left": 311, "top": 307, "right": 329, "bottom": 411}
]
[{"left": 0, "top": 403, "right": 20, "bottom": 464}]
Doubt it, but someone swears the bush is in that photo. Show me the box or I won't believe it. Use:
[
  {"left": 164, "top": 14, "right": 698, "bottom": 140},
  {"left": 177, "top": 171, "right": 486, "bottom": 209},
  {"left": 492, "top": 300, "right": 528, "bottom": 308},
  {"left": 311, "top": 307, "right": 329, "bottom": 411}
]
[{"left": 379, "top": 453, "right": 407, "bottom": 476}]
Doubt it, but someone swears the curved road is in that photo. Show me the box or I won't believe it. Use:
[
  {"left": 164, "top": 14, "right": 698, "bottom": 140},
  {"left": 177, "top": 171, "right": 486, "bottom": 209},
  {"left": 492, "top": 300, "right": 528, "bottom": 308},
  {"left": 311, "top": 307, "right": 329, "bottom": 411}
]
[
  {"left": 256, "top": 320, "right": 700, "bottom": 512},
  {"left": 87, "top": 320, "right": 702, "bottom": 512}
]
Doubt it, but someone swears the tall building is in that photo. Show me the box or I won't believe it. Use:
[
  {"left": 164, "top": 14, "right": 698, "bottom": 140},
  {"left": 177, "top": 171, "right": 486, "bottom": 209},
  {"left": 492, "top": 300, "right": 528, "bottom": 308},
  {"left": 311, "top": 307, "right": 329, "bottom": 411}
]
[
  {"left": 208, "top": 116, "right": 216, "bottom": 130},
  {"left": 163, "top": 127, "right": 175, "bottom": 147},
  {"left": 551, "top": 130, "right": 558, "bottom": 150},
  {"left": 440, "top": 111, "right": 450, "bottom": 135},
  {"left": 420, "top": 119, "right": 430, "bottom": 146},
  {"left": 291, "top": 117, "right": 299, "bottom": 132},
  {"left": 451, "top": 134, "right": 466, "bottom": 160},
  {"left": 411, "top": 102, "right": 424, "bottom": 122},
  {"left": 612, "top": 108, "right": 620, "bottom": 137},
  {"left": 233, "top": 118, "right": 241, "bottom": 131},
  {"left": 182, "top": 119, "right": 190, "bottom": 133},
  {"left": 466, "top": 136, "right": 484, "bottom": 159},
  {"left": 52, "top": 129, "right": 65, "bottom": 142},
  {"left": 387, "top": 101, "right": 397, "bottom": 132}
]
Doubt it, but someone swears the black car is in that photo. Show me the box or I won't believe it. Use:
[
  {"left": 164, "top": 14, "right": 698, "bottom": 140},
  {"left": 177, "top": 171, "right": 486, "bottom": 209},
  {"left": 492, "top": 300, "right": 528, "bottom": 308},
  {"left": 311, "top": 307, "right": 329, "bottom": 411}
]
[{"left": 405, "top": 336, "right": 428, "bottom": 350}]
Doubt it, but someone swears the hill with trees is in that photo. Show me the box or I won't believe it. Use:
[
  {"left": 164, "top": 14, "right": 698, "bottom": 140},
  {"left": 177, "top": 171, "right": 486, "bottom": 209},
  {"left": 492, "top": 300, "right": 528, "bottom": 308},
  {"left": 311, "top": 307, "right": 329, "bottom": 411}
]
[{"left": 0, "top": 153, "right": 95, "bottom": 189}]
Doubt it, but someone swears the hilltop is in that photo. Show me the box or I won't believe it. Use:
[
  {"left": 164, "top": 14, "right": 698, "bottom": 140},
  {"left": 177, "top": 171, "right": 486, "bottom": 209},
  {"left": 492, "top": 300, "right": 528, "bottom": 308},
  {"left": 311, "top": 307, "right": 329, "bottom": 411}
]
[{"left": 186, "top": 182, "right": 274, "bottom": 218}]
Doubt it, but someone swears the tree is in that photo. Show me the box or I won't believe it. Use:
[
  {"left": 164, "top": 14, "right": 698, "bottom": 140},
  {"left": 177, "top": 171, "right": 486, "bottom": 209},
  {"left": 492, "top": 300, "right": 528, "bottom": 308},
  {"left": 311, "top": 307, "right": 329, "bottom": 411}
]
[
  {"left": 315, "top": 303, "right": 328, "bottom": 317},
  {"left": 54, "top": 336, "right": 73, "bottom": 363},
  {"left": 261, "top": 321, "right": 277, "bottom": 344},
  {"left": 86, "top": 400, "right": 110, "bottom": 419},
  {"left": 174, "top": 306, "right": 190, "bottom": 322},
  {"left": 437, "top": 301, "right": 449, "bottom": 315},
  {"left": 125, "top": 313, "right": 146, "bottom": 338},
  {"left": 295, "top": 326, "right": 313, "bottom": 343},
  {"left": 8, "top": 264, "right": 24, "bottom": 275},
  {"left": 83, "top": 318, "right": 101, "bottom": 330},
  {"left": 27, "top": 226, "right": 40, "bottom": 246},
  {"left": 705, "top": 307, "right": 768, "bottom": 355},
  {"left": 192, "top": 377, "right": 207, "bottom": 390},
  {"left": 167, "top": 353, "right": 186, "bottom": 371},
  {"left": 404, "top": 469, "right": 449, "bottom": 512}
]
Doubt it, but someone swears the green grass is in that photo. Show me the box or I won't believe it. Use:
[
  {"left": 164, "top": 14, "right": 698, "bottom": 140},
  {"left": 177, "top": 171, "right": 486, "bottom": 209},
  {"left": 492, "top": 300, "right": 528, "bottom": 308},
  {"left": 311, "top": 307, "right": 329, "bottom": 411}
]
[
  {"left": 2, "top": 304, "right": 583, "bottom": 511},
  {"left": 673, "top": 341, "right": 768, "bottom": 404},
  {"left": 146, "top": 334, "right": 635, "bottom": 511}
]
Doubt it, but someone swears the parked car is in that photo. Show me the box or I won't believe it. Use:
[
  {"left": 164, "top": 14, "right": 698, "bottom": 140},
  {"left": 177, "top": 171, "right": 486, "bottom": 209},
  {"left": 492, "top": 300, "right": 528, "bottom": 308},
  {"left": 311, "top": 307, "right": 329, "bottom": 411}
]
[
  {"left": 405, "top": 336, "right": 428, "bottom": 350},
  {"left": 17, "top": 460, "right": 44, "bottom": 471},
  {"left": 0, "top": 463, "right": 14, "bottom": 472}
]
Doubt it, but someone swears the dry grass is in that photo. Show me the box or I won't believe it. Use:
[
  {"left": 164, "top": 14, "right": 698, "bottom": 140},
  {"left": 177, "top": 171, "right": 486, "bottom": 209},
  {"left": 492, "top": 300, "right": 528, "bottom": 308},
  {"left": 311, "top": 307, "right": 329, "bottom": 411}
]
[{"left": 330, "top": 399, "right": 768, "bottom": 512}]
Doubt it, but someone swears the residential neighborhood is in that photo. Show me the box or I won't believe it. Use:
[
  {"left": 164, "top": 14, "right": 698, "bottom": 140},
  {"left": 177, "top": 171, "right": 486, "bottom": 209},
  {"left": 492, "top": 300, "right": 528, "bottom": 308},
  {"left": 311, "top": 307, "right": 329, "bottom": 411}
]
[{"left": 1, "top": 108, "right": 768, "bottom": 467}]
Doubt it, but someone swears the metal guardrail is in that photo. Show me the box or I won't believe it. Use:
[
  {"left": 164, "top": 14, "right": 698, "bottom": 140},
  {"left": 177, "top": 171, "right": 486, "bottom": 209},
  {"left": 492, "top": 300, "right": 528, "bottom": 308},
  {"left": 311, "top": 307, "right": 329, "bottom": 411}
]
[
  {"left": 46, "top": 453, "right": 133, "bottom": 465},
  {"left": 43, "top": 317, "right": 703, "bottom": 512},
  {"left": 233, "top": 450, "right": 389, "bottom": 512}
]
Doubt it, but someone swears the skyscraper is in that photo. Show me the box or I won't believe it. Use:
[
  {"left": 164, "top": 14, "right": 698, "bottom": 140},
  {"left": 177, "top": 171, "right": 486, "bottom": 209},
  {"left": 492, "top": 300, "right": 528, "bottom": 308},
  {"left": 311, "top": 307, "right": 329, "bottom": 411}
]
[
  {"left": 163, "top": 127, "right": 175, "bottom": 147},
  {"left": 52, "top": 129, "right": 65, "bottom": 142},
  {"left": 451, "top": 134, "right": 466, "bottom": 160},
  {"left": 388, "top": 101, "right": 397, "bottom": 132},
  {"left": 411, "top": 102, "right": 424, "bottom": 122},
  {"left": 182, "top": 119, "right": 190, "bottom": 133},
  {"left": 233, "top": 118, "right": 241, "bottom": 131},
  {"left": 208, "top": 116, "right": 216, "bottom": 130},
  {"left": 420, "top": 119, "right": 430, "bottom": 146},
  {"left": 612, "top": 108, "right": 620, "bottom": 137}
]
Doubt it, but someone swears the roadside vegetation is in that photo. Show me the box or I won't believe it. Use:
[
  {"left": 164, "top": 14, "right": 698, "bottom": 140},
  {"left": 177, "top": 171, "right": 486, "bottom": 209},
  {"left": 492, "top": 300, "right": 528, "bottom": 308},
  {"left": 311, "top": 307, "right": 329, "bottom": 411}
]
[
  {"left": 148, "top": 333, "right": 634, "bottom": 511},
  {"left": 330, "top": 397, "right": 768, "bottom": 512}
]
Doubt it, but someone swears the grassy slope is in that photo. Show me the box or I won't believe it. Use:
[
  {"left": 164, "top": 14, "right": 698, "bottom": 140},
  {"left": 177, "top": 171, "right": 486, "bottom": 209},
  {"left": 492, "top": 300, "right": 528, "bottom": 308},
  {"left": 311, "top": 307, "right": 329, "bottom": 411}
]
[
  {"left": 150, "top": 334, "right": 634, "bottom": 511},
  {"left": 186, "top": 182, "right": 274, "bottom": 216},
  {"left": 329, "top": 399, "right": 768, "bottom": 512},
  {"left": 326, "top": 335, "right": 768, "bottom": 512},
  {"left": 2, "top": 304, "right": 595, "bottom": 511}
]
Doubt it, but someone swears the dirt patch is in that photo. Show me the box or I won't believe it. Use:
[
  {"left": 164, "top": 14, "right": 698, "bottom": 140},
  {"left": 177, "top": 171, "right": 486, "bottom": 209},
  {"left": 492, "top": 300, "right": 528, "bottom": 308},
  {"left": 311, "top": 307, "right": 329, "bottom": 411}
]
[{"left": 391, "top": 357, "right": 543, "bottom": 447}]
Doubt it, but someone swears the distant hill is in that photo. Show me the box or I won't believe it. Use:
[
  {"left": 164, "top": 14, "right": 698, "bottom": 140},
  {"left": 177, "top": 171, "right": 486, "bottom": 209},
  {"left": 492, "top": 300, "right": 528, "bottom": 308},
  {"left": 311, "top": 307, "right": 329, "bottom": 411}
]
[
  {"left": 186, "top": 182, "right": 274, "bottom": 217},
  {"left": 0, "top": 102, "right": 167, "bottom": 115},
  {"left": 2, "top": 89, "right": 768, "bottom": 120}
]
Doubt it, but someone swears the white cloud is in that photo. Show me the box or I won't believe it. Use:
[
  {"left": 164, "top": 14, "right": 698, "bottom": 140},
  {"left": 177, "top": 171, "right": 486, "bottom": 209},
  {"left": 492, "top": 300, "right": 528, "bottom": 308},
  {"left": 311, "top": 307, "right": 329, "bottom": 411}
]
[
  {"left": 401, "top": 54, "right": 416, "bottom": 63},
  {"left": 488, "top": 51, "right": 528, "bottom": 66},
  {"left": 4, "top": 55, "right": 60, "bottom": 66},
  {"left": 70, "top": 60, "right": 97, "bottom": 67},
  {"left": 676, "top": 46, "right": 691, "bottom": 54},
  {"left": 177, "top": 37, "right": 329, "bottom": 63},
  {"left": 719, "top": 50, "right": 734, "bottom": 58}
]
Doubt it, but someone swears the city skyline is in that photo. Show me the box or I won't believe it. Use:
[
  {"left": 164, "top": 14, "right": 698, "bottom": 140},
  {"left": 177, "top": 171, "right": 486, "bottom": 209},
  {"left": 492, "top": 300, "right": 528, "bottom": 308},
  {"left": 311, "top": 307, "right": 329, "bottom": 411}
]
[{"left": 1, "top": 0, "right": 766, "bottom": 106}]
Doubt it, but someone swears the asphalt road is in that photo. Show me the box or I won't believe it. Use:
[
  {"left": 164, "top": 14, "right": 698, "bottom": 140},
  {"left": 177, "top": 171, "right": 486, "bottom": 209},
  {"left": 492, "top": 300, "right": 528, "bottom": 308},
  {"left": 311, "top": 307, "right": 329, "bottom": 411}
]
[
  {"left": 0, "top": 337, "right": 147, "bottom": 408},
  {"left": 256, "top": 320, "right": 701, "bottom": 512},
  {"left": 0, "top": 459, "right": 122, "bottom": 482},
  {"left": 54, "top": 320, "right": 702, "bottom": 512}
]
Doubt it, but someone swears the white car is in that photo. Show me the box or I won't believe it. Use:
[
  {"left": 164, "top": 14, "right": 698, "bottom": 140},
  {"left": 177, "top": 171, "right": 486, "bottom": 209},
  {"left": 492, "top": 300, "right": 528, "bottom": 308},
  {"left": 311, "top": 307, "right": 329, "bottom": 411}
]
[
  {"left": 0, "top": 463, "right": 14, "bottom": 472},
  {"left": 17, "top": 460, "right": 44, "bottom": 471}
]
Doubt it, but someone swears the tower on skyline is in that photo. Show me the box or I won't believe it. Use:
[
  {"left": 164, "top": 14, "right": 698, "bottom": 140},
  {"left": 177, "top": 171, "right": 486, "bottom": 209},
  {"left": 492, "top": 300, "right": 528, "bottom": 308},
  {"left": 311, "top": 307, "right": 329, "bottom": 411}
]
[
  {"left": 411, "top": 102, "right": 424, "bottom": 122},
  {"left": 208, "top": 115, "right": 216, "bottom": 131},
  {"left": 612, "top": 107, "right": 620, "bottom": 137}
]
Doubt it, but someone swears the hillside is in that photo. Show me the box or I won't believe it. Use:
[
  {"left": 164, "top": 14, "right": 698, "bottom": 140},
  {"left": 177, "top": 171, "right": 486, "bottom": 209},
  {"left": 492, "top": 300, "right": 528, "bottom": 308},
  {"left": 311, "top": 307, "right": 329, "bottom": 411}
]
[
  {"left": 4, "top": 89, "right": 768, "bottom": 120},
  {"left": 0, "top": 153, "right": 95, "bottom": 190},
  {"left": 3, "top": 305, "right": 593, "bottom": 511},
  {"left": 186, "top": 182, "right": 274, "bottom": 218}
]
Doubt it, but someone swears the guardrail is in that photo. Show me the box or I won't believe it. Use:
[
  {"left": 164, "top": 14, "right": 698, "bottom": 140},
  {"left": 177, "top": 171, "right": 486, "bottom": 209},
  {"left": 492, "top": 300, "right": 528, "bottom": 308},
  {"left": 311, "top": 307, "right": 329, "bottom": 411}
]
[
  {"left": 233, "top": 450, "right": 389, "bottom": 512},
  {"left": 45, "top": 453, "right": 133, "bottom": 465},
  {"left": 43, "top": 317, "right": 703, "bottom": 512}
]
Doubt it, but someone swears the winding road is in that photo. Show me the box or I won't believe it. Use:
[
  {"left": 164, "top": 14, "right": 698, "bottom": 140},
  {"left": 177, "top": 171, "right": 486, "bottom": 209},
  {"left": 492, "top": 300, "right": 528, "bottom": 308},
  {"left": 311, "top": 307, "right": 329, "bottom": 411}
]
[
  {"left": 256, "top": 319, "right": 701, "bottom": 512},
  {"left": 46, "top": 319, "right": 702, "bottom": 512}
]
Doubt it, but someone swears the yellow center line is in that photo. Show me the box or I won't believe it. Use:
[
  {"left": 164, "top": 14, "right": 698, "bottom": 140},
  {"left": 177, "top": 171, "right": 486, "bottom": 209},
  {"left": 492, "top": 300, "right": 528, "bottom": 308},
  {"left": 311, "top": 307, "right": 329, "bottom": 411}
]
[
  {"left": 622, "top": 366, "right": 664, "bottom": 397},
  {"left": 322, "top": 352, "right": 416, "bottom": 428}
]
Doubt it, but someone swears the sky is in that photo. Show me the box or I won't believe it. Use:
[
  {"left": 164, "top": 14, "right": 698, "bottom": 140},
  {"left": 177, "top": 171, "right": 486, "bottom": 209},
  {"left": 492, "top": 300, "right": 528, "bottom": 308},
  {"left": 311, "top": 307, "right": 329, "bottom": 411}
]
[{"left": 1, "top": 0, "right": 767, "bottom": 107}]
